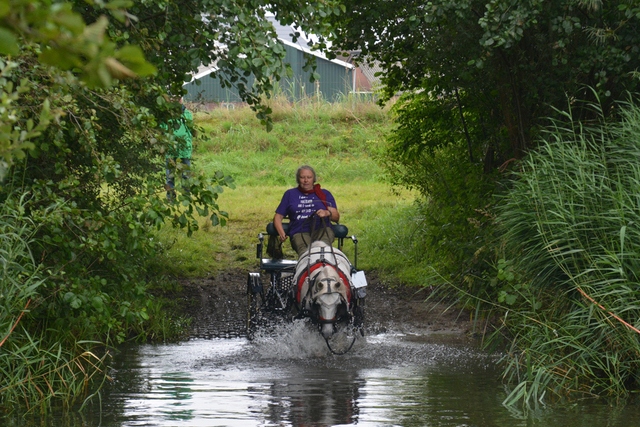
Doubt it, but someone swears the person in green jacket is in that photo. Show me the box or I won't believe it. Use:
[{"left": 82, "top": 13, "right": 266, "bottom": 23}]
[{"left": 164, "top": 99, "right": 194, "bottom": 201}]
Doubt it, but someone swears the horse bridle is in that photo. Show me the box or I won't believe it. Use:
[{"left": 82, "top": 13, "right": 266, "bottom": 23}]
[
  {"left": 305, "top": 268, "right": 348, "bottom": 320},
  {"left": 310, "top": 271, "right": 357, "bottom": 356},
  {"left": 314, "top": 275, "right": 339, "bottom": 290},
  {"left": 297, "top": 237, "right": 358, "bottom": 355}
]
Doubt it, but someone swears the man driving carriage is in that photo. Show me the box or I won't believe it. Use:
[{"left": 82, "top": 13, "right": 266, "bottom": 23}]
[
  {"left": 273, "top": 165, "right": 340, "bottom": 257},
  {"left": 248, "top": 165, "right": 366, "bottom": 350}
]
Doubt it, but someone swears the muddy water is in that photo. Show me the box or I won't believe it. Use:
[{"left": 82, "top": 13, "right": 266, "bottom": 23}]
[{"left": 7, "top": 321, "right": 640, "bottom": 427}]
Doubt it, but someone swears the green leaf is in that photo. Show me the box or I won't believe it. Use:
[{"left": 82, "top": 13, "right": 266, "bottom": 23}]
[
  {"left": 0, "top": 0, "right": 9, "bottom": 17},
  {"left": 114, "top": 45, "right": 157, "bottom": 76},
  {"left": 114, "top": 45, "right": 146, "bottom": 63},
  {"left": 83, "top": 15, "right": 109, "bottom": 44},
  {"left": 0, "top": 28, "right": 18, "bottom": 55},
  {"left": 39, "top": 48, "right": 80, "bottom": 69},
  {"left": 71, "top": 297, "right": 82, "bottom": 309},
  {"left": 105, "top": 0, "right": 134, "bottom": 9},
  {"left": 91, "top": 296, "right": 104, "bottom": 312},
  {"left": 53, "top": 10, "right": 85, "bottom": 34}
]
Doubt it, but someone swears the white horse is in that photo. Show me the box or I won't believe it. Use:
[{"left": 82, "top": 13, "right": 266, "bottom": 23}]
[{"left": 292, "top": 241, "right": 355, "bottom": 339}]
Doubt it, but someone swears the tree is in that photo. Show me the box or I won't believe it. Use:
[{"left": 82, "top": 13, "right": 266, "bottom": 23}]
[
  {"left": 0, "top": 0, "right": 157, "bottom": 180},
  {"left": 330, "top": 0, "right": 640, "bottom": 165},
  {"left": 1, "top": 0, "right": 347, "bottom": 338},
  {"left": 0, "top": 0, "right": 345, "bottom": 411},
  {"left": 328, "top": 0, "right": 640, "bottom": 402}
]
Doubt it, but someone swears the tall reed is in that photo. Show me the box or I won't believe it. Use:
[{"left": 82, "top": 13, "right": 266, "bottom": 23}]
[
  {"left": 494, "top": 99, "right": 640, "bottom": 404},
  {"left": 0, "top": 194, "right": 109, "bottom": 414}
]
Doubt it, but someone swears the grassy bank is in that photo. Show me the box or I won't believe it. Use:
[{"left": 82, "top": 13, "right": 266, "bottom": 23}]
[{"left": 150, "top": 99, "right": 416, "bottom": 278}]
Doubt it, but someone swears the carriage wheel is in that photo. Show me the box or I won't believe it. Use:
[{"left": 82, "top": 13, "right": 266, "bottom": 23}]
[
  {"left": 352, "top": 297, "right": 365, "bottom": 336},
  {"left": 354, "top": 305, "right": 365, "bottom": 336},
  {"left": 247, "top": 292, "right": 261, "bottom": 340},
  {"left": 269, "top": 272, "right": 294, "bottom": 313},
  {"left": 246, "top": 273, "right": 264, "bottom": 340}
]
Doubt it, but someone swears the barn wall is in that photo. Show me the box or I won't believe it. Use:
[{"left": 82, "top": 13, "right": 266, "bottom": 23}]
[
  {"left": 183, "top": 45, "right": 353, "bottom": 104},
  {"left": 183, "top": 73, "right": 255, "bottom": 104}
]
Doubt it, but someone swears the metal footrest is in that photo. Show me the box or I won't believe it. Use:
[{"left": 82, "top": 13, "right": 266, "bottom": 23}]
[{"left": 247, "top": 272, "right": 263, "bottom": 294}]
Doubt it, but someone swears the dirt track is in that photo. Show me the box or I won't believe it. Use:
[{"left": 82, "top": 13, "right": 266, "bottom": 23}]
[{"left": 165, "top": 269, "right": 472, "bottom": 340}]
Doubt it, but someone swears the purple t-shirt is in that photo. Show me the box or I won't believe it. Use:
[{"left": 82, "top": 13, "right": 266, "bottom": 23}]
[{"left": 276, "top": 188, "right": 337, "bottom": 236}]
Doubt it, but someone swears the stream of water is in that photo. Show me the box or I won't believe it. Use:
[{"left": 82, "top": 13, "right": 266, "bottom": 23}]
[{"left": 5, "top": 321, "right": 640, "bottom": 426}]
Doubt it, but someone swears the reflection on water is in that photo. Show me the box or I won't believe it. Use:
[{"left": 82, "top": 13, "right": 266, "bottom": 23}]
[{"left": 5, "top": 322, "right": 640, "bottom": 426}]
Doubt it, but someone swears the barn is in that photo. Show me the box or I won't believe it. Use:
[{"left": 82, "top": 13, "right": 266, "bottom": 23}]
[{"left": 182, "top": 20, "right": 355, "bottom": 106}]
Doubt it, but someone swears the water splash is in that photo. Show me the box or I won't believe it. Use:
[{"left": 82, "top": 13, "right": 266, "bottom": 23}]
[{"left": 251, "top": 319, "right": 336, "bottom": 358}]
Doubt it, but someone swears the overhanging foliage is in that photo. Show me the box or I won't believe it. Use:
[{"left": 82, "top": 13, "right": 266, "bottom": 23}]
[
  {"left": 330, "top": 0, "right": 640, "bottom": 164},
  {"left": 0, "top": 0, "right": 348, "bottom": 413}
]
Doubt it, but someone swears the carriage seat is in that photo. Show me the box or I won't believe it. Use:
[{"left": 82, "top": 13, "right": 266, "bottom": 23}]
[
  {"left": 265, "top": 222, "right": 349, "bottom": 238},
  {"left": 259, "top": 222, "right": 355, "bottom": 271}
]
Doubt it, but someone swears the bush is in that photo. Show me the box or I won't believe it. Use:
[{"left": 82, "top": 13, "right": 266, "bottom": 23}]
[
  {"left": 379, "top": 138, "right": 497, "bottom": 287},
  {"left": 375, "top": 89, "right": 500, "bottom": 292}
]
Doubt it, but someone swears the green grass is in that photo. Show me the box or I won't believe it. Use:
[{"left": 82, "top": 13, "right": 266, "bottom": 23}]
[
  {"left": 151, "top": 99, "right": 416, "bottom": 278},
  {"left": 191, "top": 98, "right": 389, "bottom": 187}
]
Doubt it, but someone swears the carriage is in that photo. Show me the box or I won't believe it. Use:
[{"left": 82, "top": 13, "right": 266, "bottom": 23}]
[{"left": 246, "top": 221, "right": 367, "bottom": 354}]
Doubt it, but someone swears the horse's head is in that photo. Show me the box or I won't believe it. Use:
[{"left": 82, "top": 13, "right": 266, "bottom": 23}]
[{"left": 309, "top": 265, "right": 349, "bottom": 338}]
